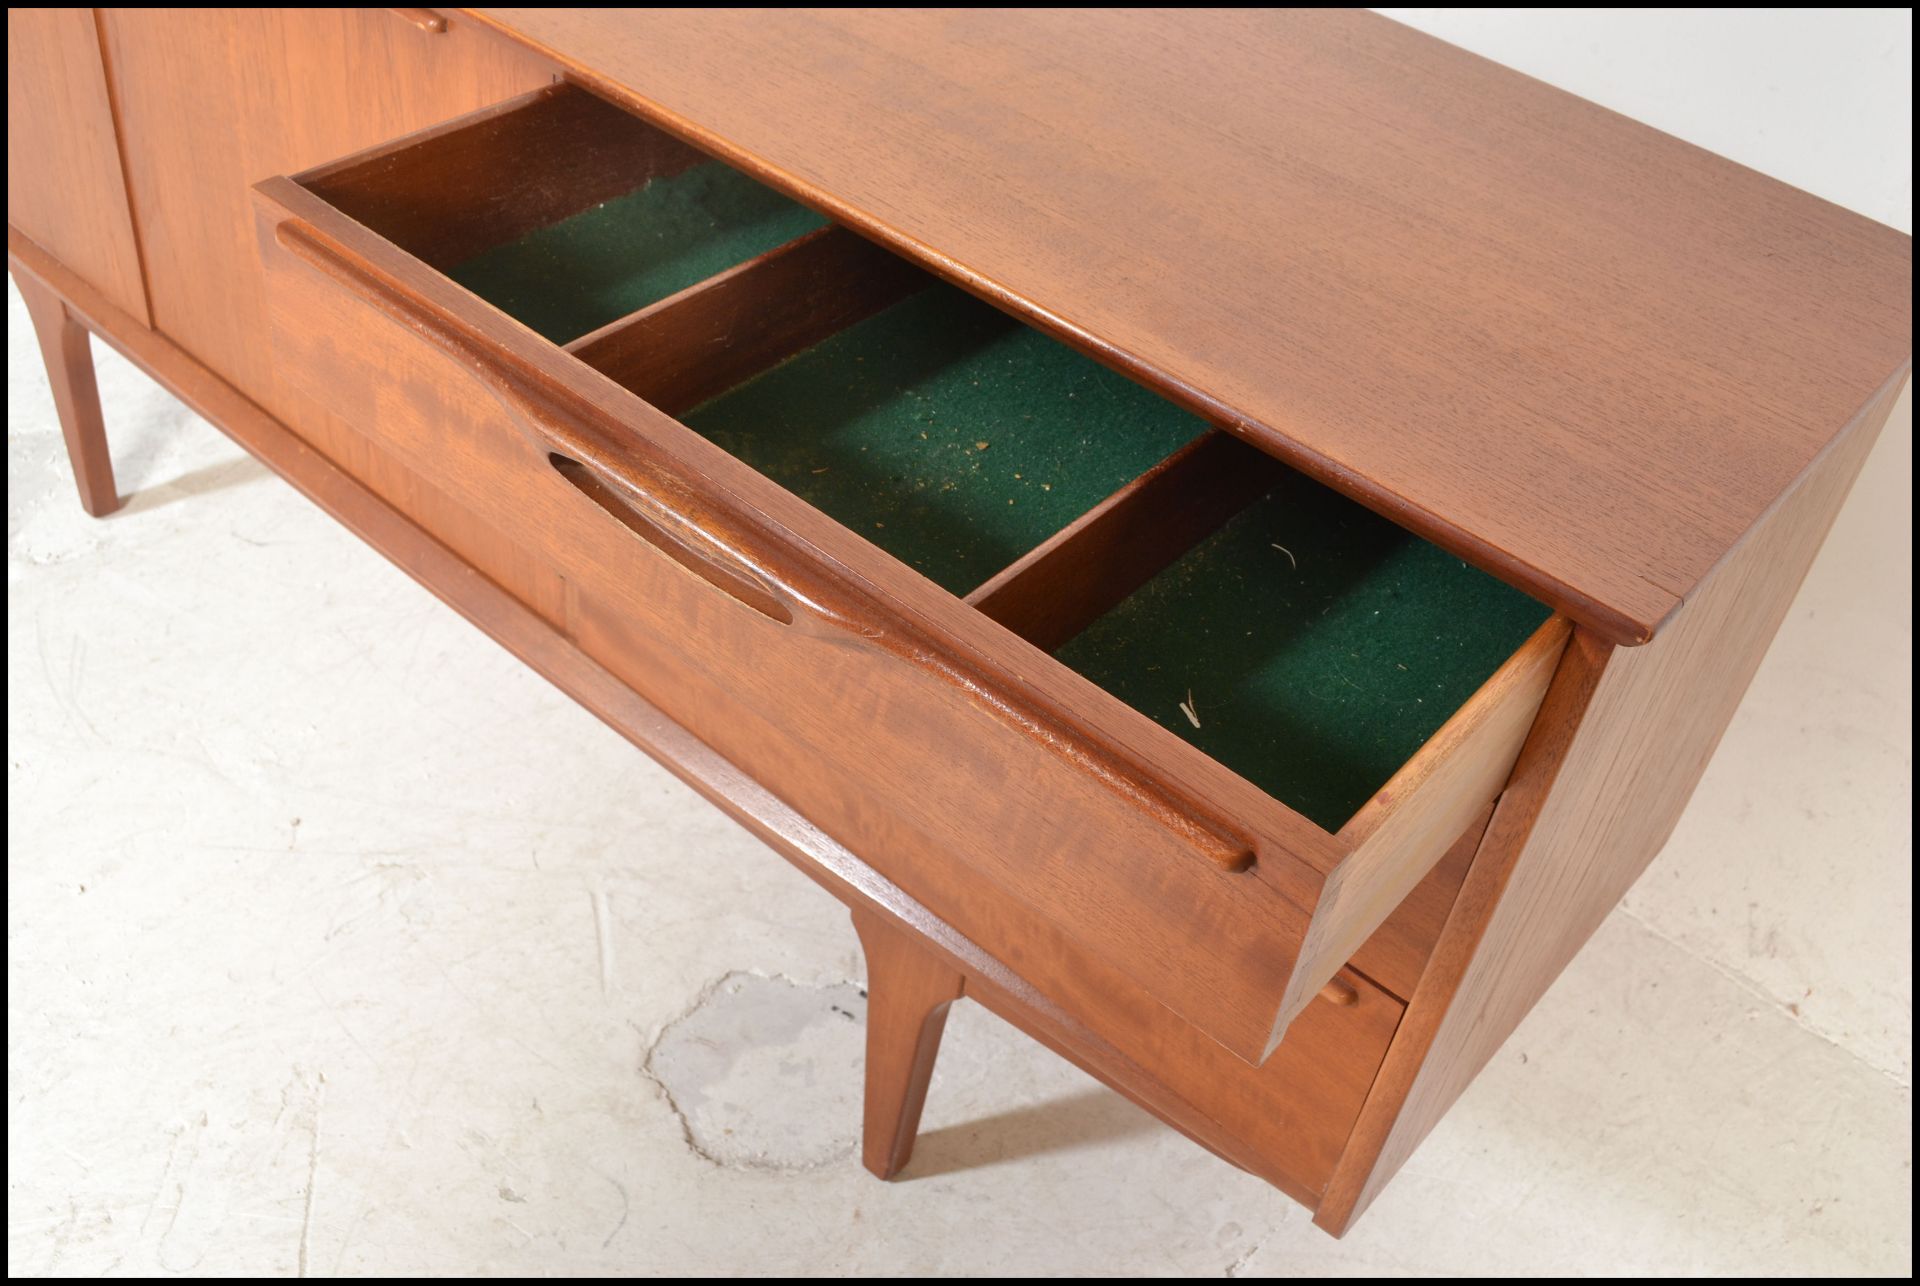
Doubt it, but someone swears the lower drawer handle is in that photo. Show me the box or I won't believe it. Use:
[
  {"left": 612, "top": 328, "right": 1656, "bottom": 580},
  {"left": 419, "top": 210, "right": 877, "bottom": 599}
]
[{"left": 549, "top": 451, "right": 793, "bottom": 625}]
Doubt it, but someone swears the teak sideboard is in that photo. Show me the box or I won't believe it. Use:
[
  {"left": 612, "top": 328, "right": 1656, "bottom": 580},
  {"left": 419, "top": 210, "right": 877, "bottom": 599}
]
[{"left": 9, "top": 8, "right": 1911, "bottom": 1235}]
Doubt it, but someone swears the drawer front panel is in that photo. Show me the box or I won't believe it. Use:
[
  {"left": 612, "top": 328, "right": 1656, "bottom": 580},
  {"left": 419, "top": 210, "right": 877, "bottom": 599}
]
[
  {"left": 257, "top": 202, "right": 1324, "bottom": 1062},
  {"left": 248, "top": 81, "right": 1570, "bottom": 1064}
]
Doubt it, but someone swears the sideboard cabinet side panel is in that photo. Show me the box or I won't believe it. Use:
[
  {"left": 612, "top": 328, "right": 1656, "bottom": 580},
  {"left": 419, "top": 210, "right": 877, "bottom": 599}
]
[{"left": 1319, "top": 369, "right": 1910, "bottom": 1233}]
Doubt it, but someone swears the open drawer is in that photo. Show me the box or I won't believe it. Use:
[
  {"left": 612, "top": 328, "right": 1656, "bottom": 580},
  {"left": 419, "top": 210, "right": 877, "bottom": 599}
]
[{"left": 251, "top": 84, "right": 1567, "bottom": 1064}]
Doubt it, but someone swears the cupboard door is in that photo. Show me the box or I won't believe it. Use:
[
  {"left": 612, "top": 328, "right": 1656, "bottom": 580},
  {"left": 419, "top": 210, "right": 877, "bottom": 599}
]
[{"left": 8, "top": 8, "right": 149, "bottom": 325}]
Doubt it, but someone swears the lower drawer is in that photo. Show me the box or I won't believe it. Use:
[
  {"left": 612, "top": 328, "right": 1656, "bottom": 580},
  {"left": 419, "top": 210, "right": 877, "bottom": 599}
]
[
  {"left": 252, "top": 83, "right": 1564, "bottom": 1064},
  {"left": 955, "top": 895, "right": 1408, "bottom": 1204}
]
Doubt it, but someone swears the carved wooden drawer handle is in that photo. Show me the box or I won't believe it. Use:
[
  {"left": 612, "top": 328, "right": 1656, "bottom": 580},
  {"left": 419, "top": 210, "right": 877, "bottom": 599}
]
[{"left": 549, "top": 451, "right": 795, "bottom": 626}]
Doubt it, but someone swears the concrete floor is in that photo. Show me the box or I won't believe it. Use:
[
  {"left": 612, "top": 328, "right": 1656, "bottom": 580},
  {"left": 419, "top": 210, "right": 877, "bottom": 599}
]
[{"left": 8, "top": 13, "right": 1913, "bottom": 1278}]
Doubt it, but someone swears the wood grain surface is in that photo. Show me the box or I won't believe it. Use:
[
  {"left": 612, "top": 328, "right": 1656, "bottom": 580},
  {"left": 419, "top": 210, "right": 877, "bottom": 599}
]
[
  {"left": 1346, "top": 807, "right": 1488, "bottom": 1003},
  {"left": 7, "top": 8, "right": 149, "bottom": 325},
  {"left": 99, "top": 9, "right": 550, "bottom": 406},
  {"left": 1315, "top": 362, "right": 1911, "bottom": 1233},
  {"left": 850, "top": 906, "right": 968, "bottom": 1180},
  {"left": 473, "top": 7, "right": 1913, "bottom": 645},
  {"left": 97, "top": 7, "right": 569, "bottom": 626},
  {"left": 300, "top": 81, "right": 702, "bottom": 272},
  {"left": 16, "top": 269, "right": 120, "bottom": 516},
  {"left": 1287, "top": 615, "right": 1569, "bottom": 1037}
]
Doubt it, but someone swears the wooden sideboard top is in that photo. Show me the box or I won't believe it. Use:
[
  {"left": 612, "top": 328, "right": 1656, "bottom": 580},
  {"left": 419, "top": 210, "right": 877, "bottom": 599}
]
[{"left": 472, "top": 8, "right": 1912, "bottom": 645}]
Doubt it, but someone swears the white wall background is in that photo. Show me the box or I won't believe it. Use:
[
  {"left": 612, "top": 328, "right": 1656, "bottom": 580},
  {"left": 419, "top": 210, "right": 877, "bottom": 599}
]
[{"left": 1383, "top": 7, "right": 1912, "bottom": 230}]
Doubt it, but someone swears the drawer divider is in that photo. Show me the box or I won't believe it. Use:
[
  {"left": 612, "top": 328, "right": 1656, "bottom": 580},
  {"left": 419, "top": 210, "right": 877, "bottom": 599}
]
[
  {"left": 967, "top": 431, "right": 1285, "bottom": 653},
  {"left": 566, "top": 225, "right": 928, "bottom": 415}
]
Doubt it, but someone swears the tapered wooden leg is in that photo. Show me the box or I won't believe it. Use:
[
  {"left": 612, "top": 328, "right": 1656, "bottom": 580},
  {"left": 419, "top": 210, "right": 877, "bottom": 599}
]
[
  {"left": 16, "top": 270, "right": 119, "bottom": 516},
  {"left": 851, "top": 906, "right": 966, "bottom": 1179}
]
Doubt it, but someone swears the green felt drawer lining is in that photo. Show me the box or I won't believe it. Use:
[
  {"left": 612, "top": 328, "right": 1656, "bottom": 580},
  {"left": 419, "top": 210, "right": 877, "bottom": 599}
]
[
  {"left": 1055, "top": 479, "right": 1552, "bottom": 830},
  {"left": 682, "top": 285, "right": 1211, "bottom": 598},
  {"left": 447, "top": 162, "right": 827, "bottom": 344}
]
